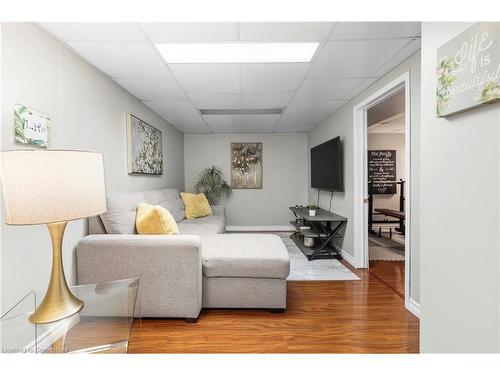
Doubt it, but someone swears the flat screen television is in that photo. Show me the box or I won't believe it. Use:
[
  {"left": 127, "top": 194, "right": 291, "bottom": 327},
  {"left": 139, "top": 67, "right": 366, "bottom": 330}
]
[{"left": 311, "top": 136, "right": 344, "bottom": 191}]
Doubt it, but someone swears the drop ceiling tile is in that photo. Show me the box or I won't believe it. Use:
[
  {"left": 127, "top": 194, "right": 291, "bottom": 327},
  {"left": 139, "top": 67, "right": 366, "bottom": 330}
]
[
  {"left": 277, "top": 100, "right": 346, "bottom": 131},
  {"left": 242, "top": 114, "right": 281, "bottom": 133},
  {"left": 189, "top": 94, "right": 242, "bottom": 109},
  {"left": 275, "top": 118, "right": 317, "bottom": 133},
  {"left": 115, "top": 78, "right": 186, "bottom": 100},
  {"left": 189, "top": 92, "right": 294, "bottom": 110},
  {"left": 331, "top": 22, "right": 421, "bottom": 40},
  {"left": 239, "top": 22, "right": 334, "bottom": 41},
  {"left": 308, "top": 39, "right": 409, "bottom": 78},
  {"left": 169, "top": 64, "right": 241, "bottom": 94},
  {"left": 346, "top": 78, "right": 378, "bottom": 100},
  {"left": 203, "top": 115, "right": 244, "bottom": 133},
  {"left": 67, "top": 41, "right": 173, "bottom": 79},
  {"left": 139, "top": 22, "right": 238, "bottom": 42},
  {"left": 241, "top": 92, "right": 295, "bottom": 108},
  {"left": 373, "top": 38, "right": 421, "bottom": 77},
  {"left": 241, "top": 63, "right": 309, "bottom": 93},
  {"left": 144, "top": 100, "right": 210, "bottom": 133},
  {"left": 203, "top": 114, "right": 280, "bottom": 134},
  {"left": 40, "top": 22, "right": 147, "bottom": 41},
  {"left": 296, "top": 78, "right": 364, "bottom": 100}
]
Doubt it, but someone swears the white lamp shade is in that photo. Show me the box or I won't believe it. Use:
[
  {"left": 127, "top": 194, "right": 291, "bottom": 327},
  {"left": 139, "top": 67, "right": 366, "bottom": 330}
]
[{"left": 1, "top": 149, "right": 107, "bottom": 225}]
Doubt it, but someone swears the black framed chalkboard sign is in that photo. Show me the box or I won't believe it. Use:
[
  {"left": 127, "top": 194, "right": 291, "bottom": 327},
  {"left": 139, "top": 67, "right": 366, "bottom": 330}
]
[{"left": 368, "top": 150, "right": 397, "bottom": 194}]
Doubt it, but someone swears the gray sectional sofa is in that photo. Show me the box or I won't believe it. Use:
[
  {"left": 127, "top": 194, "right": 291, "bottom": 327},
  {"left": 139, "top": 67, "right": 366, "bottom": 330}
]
[{"left": 76, "top": 188, "right": 290, "bottom": 322}]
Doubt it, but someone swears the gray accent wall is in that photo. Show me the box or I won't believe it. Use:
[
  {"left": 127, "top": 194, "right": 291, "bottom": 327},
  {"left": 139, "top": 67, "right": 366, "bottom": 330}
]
[
  {"left": 307, "top": 52, "right": 421, "bottom": 304},
  {"left": 420, "top": 22, "right": 500, "bottom": 352},
  {"left": 0, "top": 23, "right": 185, "bottom": 313},
  {"left": 184, "top": 134, "right": 308, "bottom": 227}
]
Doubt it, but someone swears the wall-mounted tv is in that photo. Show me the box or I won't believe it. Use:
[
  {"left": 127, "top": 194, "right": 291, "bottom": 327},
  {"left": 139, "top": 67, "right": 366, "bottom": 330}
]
[{"left": 311, "top": 136, "right": 344, "bottom": 192}]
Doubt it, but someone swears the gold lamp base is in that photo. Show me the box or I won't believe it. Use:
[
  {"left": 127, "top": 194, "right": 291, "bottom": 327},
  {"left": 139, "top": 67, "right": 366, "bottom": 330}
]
[{"left": 29, "top": 221, "right": 84, "bottom": 324}]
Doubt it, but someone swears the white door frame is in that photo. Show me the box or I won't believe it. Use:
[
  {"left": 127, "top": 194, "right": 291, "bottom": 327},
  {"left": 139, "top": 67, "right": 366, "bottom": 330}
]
[{"left": 352, "top": 71, "right": 419, "bottom": 317}]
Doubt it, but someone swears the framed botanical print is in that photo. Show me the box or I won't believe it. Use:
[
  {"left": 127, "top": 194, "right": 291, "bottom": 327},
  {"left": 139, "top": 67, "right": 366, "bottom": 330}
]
[{"left": 14, "top": 104, "right": 50, "bottom": 147}]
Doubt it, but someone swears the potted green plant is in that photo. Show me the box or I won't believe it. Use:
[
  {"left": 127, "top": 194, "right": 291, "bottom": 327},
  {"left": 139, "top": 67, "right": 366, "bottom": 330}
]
[
  {"left": 307, "top": 204, "right": 318, "bottom": 217},
  {"left": 193, "top": 165, "right": 232, "bottom": 204}
]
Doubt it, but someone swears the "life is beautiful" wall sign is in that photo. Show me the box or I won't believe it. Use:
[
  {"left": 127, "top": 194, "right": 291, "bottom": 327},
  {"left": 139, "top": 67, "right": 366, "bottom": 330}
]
[{"left": 437, "top": 22, "right": 500, "bottom": 117}]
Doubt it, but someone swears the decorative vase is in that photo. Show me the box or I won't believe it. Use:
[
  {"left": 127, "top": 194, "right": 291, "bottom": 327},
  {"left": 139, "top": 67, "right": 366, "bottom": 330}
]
[
  {"left": 304, "top": 237, "right": 314, "bottom": 248},
  {"left": 309, "top": 209, "right": 316, "bottom": 217}
]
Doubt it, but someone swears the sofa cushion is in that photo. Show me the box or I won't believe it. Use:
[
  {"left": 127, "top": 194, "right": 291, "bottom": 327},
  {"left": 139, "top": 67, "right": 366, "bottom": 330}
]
[
  {"left": 100, "top": 192, "right": 145, "bottom": 234},
  {"left": 177, "top": 215, "right": 225, "bottom": 235},
  {"left": 200, "top": 234, "right": 290, "bottom": 279},
  {"left": 143, "top": 189, "right": 185, "bottom": 222}
]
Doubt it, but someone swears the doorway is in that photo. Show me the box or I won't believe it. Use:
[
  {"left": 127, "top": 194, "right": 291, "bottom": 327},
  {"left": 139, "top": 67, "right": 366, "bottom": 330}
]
[
  {"left": 352, "top": 72, "right": 418, "bottom": 317},
  {"left": 367, "top": 92, "right": 406, "bottom": 297}
]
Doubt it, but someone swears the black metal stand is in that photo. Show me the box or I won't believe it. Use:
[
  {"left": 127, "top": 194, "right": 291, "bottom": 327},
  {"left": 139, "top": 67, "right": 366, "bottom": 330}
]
[
  {"left": 289, "top": 207, "right": 348, "bottom": 261},
  {"left": 368, "top": 179, "right": 405, "bottom": 235}
]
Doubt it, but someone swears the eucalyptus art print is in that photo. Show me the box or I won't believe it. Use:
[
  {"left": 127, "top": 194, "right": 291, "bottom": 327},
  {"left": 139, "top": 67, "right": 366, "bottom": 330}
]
[{"left": 14, "top": 104, "right": 50, "bottom": 147}]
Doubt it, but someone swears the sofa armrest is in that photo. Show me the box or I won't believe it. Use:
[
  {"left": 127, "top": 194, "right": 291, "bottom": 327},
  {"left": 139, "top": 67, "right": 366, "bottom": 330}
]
[
  {"left": 211, "top": 204, "right": 225, "bottom": 217},
  {"left": 76, "top": 234, "right": 202, "bottom": 318}
]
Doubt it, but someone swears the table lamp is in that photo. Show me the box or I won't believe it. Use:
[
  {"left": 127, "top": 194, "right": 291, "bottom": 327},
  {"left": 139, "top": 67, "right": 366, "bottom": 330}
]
[{"left": 0, "top": 149, "right": 107, "bottom": 324}]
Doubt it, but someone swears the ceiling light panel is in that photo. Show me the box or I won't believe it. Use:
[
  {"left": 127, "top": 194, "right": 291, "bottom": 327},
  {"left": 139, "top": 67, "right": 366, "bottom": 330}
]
[{"left": 156, "top": 43, "right": 319, "bottom": 63}]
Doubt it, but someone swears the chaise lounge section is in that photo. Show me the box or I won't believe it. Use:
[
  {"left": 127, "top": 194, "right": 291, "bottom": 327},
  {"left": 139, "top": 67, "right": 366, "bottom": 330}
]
[{"left": 76, "top": 188, "right": 290, "bottom": 322}]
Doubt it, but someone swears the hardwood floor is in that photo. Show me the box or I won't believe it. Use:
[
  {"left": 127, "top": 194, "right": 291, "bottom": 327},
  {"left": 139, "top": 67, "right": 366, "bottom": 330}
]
[
  {"left": 369, "top": 260, "right": 405, "bottom": 298},
  {"left": 128, "top": 262, "right": 419, "bottom": 354}
]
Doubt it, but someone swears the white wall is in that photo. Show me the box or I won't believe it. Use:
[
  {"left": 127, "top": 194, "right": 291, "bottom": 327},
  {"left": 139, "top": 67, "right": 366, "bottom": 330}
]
[
  {"left": 420, "top": 22, "right": 500, "bottom": 353},
  {"left": 308, "top": 52, "right": 421, "bottom": 303},
  {"left": 184, "top": 134, "right": 308, "bottom": 227},
  {"left": 368, "top": 132, "right": 406, "bottom": 211},
  {"left": 0, "top": 23, "right": 185, "bottom": 313}
]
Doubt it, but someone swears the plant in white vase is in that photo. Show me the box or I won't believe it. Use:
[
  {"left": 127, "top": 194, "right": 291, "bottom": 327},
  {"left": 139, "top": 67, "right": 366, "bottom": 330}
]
[{"left": 307, "top": 204, "right": 318, "bottom": 217}]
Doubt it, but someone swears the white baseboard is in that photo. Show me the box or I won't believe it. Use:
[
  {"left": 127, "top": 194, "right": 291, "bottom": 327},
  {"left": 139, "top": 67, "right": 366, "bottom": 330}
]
[
  {"left": 406, "top": 297, "right": 421, "bottom": 318},
  {"left": 340, "top": 249, "right": 360, "bottom": 268},
  {"left": 226, "top": 225, "right": 294, "bottom": 232}
]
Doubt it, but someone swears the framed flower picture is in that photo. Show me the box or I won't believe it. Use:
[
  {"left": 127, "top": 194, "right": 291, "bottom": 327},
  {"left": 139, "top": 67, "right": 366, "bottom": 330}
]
[
  {"left": 230, "top": 142, "right": 263, "bottom": 189},
  {"left": 126, "top": 114, "right": 163, "bottom": 175}
]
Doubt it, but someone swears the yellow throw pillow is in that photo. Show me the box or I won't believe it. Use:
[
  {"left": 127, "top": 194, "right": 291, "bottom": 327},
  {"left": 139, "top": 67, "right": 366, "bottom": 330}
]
[
  {"left": 136, "top": 202, "right": 179, "bottom": 235},
  {"left": 180, "top": 192, "right": 213, "bottom": 219}
]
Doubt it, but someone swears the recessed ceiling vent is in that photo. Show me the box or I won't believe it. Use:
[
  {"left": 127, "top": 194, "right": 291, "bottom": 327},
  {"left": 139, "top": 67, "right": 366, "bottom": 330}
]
[{"left": 199, "top": 108, "right": 284, "bottom": 115}]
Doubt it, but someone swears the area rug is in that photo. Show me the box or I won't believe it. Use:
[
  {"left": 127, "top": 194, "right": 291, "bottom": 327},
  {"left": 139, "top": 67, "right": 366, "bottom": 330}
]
[
  {"left": 278, "top": 233, "right": 360, "bottom": 281},
  {"left": 369, "top": 234, "right": 405, "bottom": 261}
]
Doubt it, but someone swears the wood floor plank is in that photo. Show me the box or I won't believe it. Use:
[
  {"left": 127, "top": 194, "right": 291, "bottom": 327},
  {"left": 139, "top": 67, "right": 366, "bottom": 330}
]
[
  {"left": 128, "top": 263, "right": 419, "bottom": 354},
  {"left": 369, "top": 260, "right": 406, "bottom": 297}
]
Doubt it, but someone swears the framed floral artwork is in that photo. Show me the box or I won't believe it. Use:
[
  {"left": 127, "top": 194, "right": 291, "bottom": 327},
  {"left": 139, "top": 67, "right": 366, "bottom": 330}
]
[
  {"left": 230, "top": 143, "right": 262, "bottom": 189},
  {"left": 126, "top": 114, "right": 163, "bottom": 175}
]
